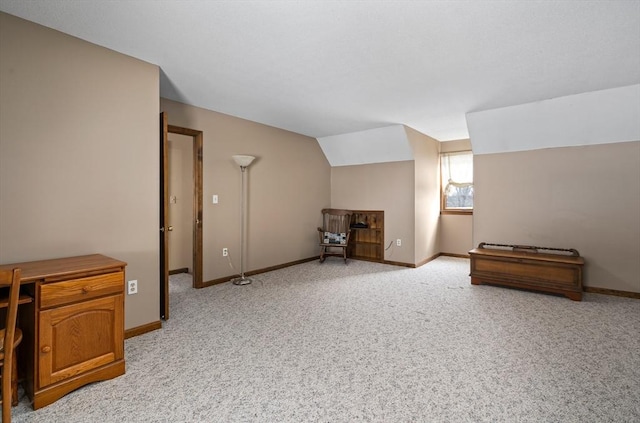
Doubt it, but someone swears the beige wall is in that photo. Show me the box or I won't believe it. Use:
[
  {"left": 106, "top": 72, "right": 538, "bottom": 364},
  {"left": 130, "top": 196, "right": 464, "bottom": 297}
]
[
  {"left": 330, "top": 127, "right": 457, "bottom": 266},
  {"left": 160, "top": 99, "right": 331, "bottom": 282},
  {"left": 474, "top": 141, "right": 640, "bottom": 292},
  {"left": 441, "top": 139, "right": 472, "bottom": 154},
  {"left": 440, "top": 139, "right": 474, "bottom": 255},
  {"left": 440, "top": 215, "right": 474, "bottom": 255},
  {"left": 331, "top": 161, "right": 416, "bottom": 264},
  {"left": 405, "top": 127, "right": 441, "bottom": 264},
  {"left": 168, "top": 133, "right": 194, "bottom": 271},
  {"left": 0, "top": 13, "right": 160, "bottom": 329},
  {"left": 0, "top": 12, "right": 331, "bottom": 333}
]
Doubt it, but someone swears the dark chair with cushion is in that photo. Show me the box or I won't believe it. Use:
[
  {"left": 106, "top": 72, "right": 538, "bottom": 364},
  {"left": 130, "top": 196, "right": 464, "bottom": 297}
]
[{"left": 317, "top": 208, "right": 352, "bottom": 263}]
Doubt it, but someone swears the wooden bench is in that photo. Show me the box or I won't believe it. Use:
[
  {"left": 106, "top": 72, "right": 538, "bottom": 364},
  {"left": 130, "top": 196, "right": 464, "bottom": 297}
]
[{"left": 469, "top": 243, "right": 585, "bottom": 301}]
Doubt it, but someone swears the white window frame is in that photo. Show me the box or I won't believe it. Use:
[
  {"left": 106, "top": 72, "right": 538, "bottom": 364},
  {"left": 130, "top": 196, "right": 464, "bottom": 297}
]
[{"left": 440, "top": 150, "right": 473, "bottom": 214}]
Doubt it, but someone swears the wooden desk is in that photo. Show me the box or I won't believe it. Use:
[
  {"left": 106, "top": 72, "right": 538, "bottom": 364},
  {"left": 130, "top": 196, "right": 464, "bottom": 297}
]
[{"left": 0, "top": 254, "right": 126, "bottom": 409}]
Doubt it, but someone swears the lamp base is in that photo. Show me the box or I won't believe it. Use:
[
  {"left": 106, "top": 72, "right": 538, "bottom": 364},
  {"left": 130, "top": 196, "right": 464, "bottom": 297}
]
[{"left": 232, "top": 276, "right": 252, "bottom": 286}]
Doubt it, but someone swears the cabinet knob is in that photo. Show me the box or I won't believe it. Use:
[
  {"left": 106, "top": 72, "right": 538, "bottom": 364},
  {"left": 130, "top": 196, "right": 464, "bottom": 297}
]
[
  {"left": 41, "top": 345, "right": 51, "bottom": 353},
  {"left": 82, "top": 286, "right": 90, "bottom": 294}
]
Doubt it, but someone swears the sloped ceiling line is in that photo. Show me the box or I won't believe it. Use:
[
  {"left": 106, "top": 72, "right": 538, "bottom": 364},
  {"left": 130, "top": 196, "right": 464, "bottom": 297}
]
[
  {"left": 317, "top": 125, "right": 414, "bottom": 167},
  {"left": 0, "top": 1, "right": 638, "bottom": 143},
  {"left": 467, "top": 84, "right": 640, "bottom": 155}
]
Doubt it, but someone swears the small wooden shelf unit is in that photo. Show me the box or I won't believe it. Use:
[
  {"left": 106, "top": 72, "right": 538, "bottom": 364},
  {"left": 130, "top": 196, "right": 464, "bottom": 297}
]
[
  {"left": 348, "top": 210, "right": 384, "bottom": 263},
  {"left": 469, "top": 243, "right": 585, "bottom": 301}
]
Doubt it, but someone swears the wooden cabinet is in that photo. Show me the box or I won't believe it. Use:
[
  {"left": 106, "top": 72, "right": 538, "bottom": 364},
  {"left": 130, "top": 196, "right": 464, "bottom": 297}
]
[
  {"left": 1, "top": 254, "right": 126, "bottom": 409},
  {"left": 348, "top": 210, "right": 384, "bottom": 262},
  {"left": 38, "top": 281, "right": 124, "bottom": 389},
  {"left": 469, "top": 243, "right": 584, "bottom": 301}
]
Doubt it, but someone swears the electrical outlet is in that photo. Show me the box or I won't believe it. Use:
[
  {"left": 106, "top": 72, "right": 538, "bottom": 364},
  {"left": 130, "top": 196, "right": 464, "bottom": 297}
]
[
  {"left": 127, "top": 280, "right": 138, "bottom": 295},
  {"left": 396, "top": 239, "right": 402, "bottom": 247},
  {"left": 222, "top": 248, "right": 228, "bottom": 257}
]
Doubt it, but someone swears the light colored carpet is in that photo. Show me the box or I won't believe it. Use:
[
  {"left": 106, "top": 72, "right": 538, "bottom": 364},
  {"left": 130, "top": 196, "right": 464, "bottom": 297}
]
[{"left": 12, "top": 257, "right": 640, "bottom": 422}]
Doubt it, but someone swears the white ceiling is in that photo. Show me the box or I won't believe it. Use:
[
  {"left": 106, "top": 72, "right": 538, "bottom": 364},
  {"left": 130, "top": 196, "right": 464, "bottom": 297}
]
[{"left": 1, "top": 1, "right": 639, "bottom": 141}]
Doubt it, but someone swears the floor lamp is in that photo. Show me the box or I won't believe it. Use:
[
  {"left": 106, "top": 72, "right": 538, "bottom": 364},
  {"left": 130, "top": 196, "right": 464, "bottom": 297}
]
[{"left": 232, "top": 154, "right": 256, "bottom": 285}]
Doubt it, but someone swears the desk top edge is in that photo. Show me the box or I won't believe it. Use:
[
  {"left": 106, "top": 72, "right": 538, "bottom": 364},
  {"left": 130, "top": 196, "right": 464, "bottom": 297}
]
[{"left": 0, "top": 254, "right": 127, "bottom": 282}]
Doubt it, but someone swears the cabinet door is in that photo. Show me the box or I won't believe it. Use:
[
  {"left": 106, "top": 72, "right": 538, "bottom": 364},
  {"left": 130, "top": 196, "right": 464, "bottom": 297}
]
[{"left": 38, "top": 294, "right": 124, "bottom": 388}]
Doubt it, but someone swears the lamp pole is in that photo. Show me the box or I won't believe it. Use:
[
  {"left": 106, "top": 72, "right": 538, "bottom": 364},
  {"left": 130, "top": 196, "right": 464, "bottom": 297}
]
[{"left": 231, "top": 155, "right": 256, "bottom": 286}]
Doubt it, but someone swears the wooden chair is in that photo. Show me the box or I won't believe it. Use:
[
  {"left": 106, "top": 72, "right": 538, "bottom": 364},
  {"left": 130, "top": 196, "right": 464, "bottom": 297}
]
[
  {"left": 317, "top": 208, "right": 352, "bottom": 263},
  {"left": 0, "top": 268, "right": 22, "bottom": 423}
]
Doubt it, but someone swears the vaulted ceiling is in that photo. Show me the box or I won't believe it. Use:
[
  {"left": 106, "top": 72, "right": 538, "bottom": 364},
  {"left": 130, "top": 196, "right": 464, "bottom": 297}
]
[{"left": 1, "top": 1, "right": 638, "bottom": 141}]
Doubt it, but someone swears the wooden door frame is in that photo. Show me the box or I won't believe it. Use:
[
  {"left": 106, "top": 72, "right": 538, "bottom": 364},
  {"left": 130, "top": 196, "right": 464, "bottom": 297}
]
[
  {"left": 160, "top": 115, "right": 204, "bottom": 321},
  {"left": 167, "top": 124, "right": 204, "bottom": 289},
  {"left": 160, "top": 112, "right": 169, "bottom": 320}
]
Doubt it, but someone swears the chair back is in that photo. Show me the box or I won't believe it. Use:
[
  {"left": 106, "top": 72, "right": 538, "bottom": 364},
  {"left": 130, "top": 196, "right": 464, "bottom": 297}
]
[
  {"left": 1, "top": 268, "right": 21, "bottom": 422},
  {"left": 321, "top": 208, "right": 352, "bottom": 234},
  {"left": 1, "top": 268, "right": 21, "bottom": 349}
]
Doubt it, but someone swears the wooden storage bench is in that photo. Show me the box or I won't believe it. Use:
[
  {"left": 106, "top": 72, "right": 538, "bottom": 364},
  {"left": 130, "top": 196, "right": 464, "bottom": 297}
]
[{"left": 469, "top": 243, "right": 585, "bottom": 301}]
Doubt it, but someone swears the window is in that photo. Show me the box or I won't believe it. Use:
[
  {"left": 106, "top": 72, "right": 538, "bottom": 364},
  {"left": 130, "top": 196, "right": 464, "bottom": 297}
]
[{"left": 441, "top": 151, "right": 473, "bottom": 212}]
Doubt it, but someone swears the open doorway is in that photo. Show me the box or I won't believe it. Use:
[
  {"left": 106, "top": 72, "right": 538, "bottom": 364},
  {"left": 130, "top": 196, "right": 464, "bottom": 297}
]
[
  {"left": 168, "top": 133, "right": 195, "bottom": 274},
  {"left": 160, "top": 112, "right": 203, "bottom": 320}
]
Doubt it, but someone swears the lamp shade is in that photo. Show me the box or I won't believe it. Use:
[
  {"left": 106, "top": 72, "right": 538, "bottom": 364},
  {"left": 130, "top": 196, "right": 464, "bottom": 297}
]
[{"left": 232, "top": 155, "right": 256, "bottom": 167}]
